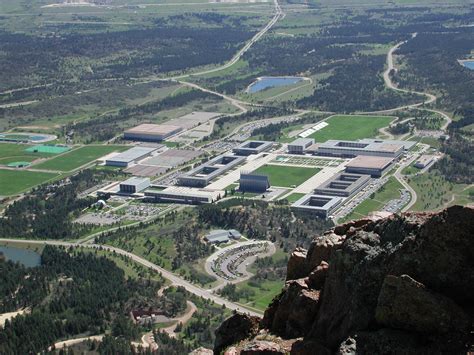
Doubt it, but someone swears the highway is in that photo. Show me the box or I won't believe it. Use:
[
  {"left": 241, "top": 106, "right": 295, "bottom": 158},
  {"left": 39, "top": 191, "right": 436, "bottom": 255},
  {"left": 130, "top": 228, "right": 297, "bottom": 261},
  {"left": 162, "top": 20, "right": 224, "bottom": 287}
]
[{"left": 0, "top": 238, "right": 263, "bottom": 317}]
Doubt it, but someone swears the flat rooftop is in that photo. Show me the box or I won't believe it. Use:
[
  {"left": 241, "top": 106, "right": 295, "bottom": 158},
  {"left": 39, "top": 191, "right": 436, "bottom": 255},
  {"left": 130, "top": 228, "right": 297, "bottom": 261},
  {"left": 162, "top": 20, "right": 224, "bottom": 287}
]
[
  {"left": 289, "top": 138, "right": 314, "bottom": 146},
  {"left": 314, "top": 172, "right": 371, "bottom": 197},
  {"left": 346, "top": 156, "right": 394, "bottom": 170},
  {"left": 121, "top": 177, "right": 150, "bottom": 186},
  {"left": 318, "top": 139, "right": 410, "bottom": 153},
  {"left": 107, "top": 147, "right": 156, "bottom": 163},
  {"left": 125, "top": 124, "right": 182, "bottom": 135},
  {"left": 292, "top": 194, "right": 343, "bottom": 211},
  {"left": 147, "top": 186, "right": 223, "bottom": 198}
]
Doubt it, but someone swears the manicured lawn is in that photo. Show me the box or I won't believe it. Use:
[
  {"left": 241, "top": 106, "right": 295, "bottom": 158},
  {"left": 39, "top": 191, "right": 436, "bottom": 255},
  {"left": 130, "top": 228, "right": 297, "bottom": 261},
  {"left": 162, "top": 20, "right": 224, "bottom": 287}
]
[
  {"left": 252, "top": 164, "right": 320, "bottom": 187},
  {"left": 0, "top": 143, "right": 50, "bottom": 165},
  {"left": 343, "top": 176, "right": 404, "bottom": 221},
  {"left": 309, "top": 115, "right": 394, "bottom": 142},
  {"left": 34, "top": 145, "right": 127, "bottom": 172},
  {"left": 236, "top": 279, "right": 284, "bottom": 311},
  {"left": 284, "top": 192, "right": 306, "bottom": 203},
  {"left": 0, "top": 169, "right": 59, "bottom": 196}
]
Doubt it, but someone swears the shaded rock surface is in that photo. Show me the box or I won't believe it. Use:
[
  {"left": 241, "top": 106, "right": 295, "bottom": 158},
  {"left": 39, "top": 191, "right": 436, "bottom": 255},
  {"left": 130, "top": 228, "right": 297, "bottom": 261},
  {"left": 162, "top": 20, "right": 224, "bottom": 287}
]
[
  {"left": 214, "top": 313, "right": 260, "bottom": 354},
  {"left": 214, "top": 206, "right": 474, "bottom": 354}
]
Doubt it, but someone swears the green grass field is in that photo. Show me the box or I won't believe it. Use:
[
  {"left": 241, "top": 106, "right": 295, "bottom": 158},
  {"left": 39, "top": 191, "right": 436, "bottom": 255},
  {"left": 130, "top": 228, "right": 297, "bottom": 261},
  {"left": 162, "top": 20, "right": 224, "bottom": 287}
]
[
  {"left": 409, "top": 170, "right": 471, "bottom": 211},
  {"left": 309, "top": 115, "right": 394, "bottom": 142},
  {"left": 343, "top": 176, "right": 404, "bottom": 221},
  {"left": 0, "top": 169, "right": 59, "bottom": 196},
  {"left": 284, "top": 192, "right": 306, "bottom": 203},
  {"left": 0, "top": 143, "right": 50, "bottom": 165},
  {"left": 34, "top": 145, "right": 127, "bottom": 172},
  {"left": 236, "top": 279, "right": 284, "bottom": 311},
  {"left": 252, "top": 165, "right": 320, "bottom": 187}
]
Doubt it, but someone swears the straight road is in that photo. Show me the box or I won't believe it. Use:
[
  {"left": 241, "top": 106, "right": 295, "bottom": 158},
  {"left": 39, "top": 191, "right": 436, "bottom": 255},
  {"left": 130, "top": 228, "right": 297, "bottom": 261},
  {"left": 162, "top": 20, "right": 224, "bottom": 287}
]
[{"left": 0, "top": 238, "right": 263, "bottom": 317}]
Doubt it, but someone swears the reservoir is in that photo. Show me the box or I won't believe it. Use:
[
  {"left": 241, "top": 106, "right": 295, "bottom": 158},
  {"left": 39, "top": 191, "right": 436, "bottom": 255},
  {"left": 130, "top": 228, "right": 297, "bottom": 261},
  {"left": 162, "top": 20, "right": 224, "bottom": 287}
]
[
  {"left": 461, "top": 60, "right": 474, "bottom": 70},
  {"left": 0, "top": 246, "right": 41, "bottom": 268},
  {"left": 247, "top": 76, "right": 304, "bottom": 93}
]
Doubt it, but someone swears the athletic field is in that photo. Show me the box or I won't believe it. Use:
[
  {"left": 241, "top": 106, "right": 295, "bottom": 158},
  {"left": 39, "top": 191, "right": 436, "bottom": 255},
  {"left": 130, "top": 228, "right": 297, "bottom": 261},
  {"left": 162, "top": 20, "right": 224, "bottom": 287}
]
[
  {"left": 309, "top": 115, "right": 393, "bottom": 142},
  {"left": 0, "top": 143, "right": 49, "bottom": 165},
  {"left": 252, "top": 165, "right": 320, "bottom": 187},
  {"left": 0, "top": 169, "right": 58, "bottom": 196},
  {"left": 34, "top": 145, "right": 127, "bottom": 172}
]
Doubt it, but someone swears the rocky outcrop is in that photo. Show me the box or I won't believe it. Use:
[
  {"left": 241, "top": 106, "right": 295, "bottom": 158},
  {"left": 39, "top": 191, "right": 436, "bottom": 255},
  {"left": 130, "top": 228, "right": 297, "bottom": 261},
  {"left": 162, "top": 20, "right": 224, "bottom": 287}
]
[
  {"left": 214, "top": 314, "right": 260, "bottom": 354},
  {"left": 214, "top": 206, "right": 474, "bottom": 354}
]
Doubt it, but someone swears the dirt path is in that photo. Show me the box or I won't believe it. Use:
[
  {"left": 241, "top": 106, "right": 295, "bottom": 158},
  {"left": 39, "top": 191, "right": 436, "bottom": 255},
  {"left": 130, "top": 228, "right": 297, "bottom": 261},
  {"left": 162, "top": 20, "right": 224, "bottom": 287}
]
[{"left": 161, "top": 301, "right": 197, "bottom": 338}]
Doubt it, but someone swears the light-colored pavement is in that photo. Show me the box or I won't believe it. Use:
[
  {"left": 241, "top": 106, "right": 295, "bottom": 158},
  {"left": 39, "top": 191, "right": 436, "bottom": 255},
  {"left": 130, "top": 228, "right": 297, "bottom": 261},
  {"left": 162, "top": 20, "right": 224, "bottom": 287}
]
[
  {"left": 205, "top": 241, "right": 275, "bottom": 285},
  {"left": 161, "top": 301, "right": 197, "bottom": 338},
  {"left": 0, "top": 238, "right": 263, "bottom": 317}
]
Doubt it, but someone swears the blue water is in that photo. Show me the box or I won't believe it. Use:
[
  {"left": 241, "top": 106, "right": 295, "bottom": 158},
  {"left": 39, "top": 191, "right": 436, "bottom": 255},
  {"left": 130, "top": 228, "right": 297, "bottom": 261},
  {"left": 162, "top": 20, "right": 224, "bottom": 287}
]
[
  {"left": 247, "top": 76, "right": 304, "bottom": 93},
  {"left": 30, "top": 135, "right": 46, "bottom": 141},
  {"left": 0, "top": 246, "right": 41, "bottom": 268},
  {"left": 461, "top": 61, "right": 474, "bottom": 70}
]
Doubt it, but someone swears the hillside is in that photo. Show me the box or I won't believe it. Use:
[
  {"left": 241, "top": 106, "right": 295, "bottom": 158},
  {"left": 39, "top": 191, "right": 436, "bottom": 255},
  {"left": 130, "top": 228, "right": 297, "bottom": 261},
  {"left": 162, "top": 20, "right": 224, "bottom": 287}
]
[{"left": 214, "top": 205, "right": 474, "bottom": 354}]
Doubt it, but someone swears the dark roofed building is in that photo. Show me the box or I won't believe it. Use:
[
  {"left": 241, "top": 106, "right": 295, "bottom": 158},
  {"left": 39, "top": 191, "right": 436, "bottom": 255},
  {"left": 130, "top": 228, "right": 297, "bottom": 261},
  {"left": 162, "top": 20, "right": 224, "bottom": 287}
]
[{"left": 239, "top": 172, "right": 270, "bottom": 193}]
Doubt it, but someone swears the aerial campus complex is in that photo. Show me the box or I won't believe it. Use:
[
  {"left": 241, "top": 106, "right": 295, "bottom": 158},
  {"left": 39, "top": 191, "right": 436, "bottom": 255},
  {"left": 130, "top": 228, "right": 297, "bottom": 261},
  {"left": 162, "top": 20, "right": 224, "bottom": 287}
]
[{"left": 80, "top": 122, "right": 418, "bottom": 221}]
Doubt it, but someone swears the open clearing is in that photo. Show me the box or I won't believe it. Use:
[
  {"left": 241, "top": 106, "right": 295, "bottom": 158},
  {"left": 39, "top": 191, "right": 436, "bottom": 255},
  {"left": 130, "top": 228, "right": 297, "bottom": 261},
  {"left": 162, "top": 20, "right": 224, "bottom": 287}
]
[
  {"left": 0, "top": 169, "right": 59, "bottom": 196},
  {"left": 252, "top": 164, "right": 320, "bottom": 187},
  {"left": 34, "top": 145, "right": 127, "bottom": 172},
  {"left": 309, "top": 115, "right": 393, "bottom": 142}
]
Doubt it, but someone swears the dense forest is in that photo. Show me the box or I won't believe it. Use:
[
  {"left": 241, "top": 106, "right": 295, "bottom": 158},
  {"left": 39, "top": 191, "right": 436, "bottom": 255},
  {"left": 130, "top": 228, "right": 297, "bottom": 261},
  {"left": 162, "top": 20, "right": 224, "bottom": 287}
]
[
  {"left": 0, "top": 246, "right": 163, "bottom": 354},
  {"left": 0, "top": 14, "right": 255, "bottom": 91},
  {"left": 396, "top": 29, "right": 474, "bottom": 111},
  {"left": 0, "top": 169, "right": 123, "bottom": 239}
]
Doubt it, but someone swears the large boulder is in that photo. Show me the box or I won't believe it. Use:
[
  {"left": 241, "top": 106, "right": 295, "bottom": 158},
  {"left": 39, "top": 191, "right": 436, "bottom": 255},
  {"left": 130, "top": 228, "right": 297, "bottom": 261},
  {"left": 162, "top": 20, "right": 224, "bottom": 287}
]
[
  {"left": 375, "top": 274, "right": 470, "bottom": 334},
  {"left": 214, "top": 313, "right": 260, "bottom": 354},
  {"left": 286, "top": 247, "right": 308, "bottom": 281},
  {"left": 262, "top": 279, "right": 320, "bottom": 338}
]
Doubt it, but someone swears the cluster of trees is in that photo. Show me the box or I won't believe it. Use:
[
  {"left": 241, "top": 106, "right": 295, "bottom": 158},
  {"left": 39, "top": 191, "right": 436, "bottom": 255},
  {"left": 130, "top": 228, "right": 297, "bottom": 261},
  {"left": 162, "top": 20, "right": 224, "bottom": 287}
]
[
  {"left": 197, "top": 199, "right": 333, "bottom": 251},
  {"left": 209, "top": 106, "right": 295, "bottom": 139},
  {"left": 436, "top": 132, "right": 473, "bottom": 184},
  {"left": 0, "top": 246, "right": 162, "bottom": 354},
  {"left": 0, "top": 169, "right": 121, "bottom": 239},
  {"left": 298, "top": 54, "right": 420, "bottom": 112},
  {"left": 389, "top": 122, "right": 410, "bottom": 135}
]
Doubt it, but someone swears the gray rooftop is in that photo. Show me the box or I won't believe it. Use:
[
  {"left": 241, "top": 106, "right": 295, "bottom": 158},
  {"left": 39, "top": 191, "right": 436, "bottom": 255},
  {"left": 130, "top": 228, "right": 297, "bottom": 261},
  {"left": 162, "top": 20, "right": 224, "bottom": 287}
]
[
  {"left": 108, "top": 147, "right": 156, "bottom": 163},
  {"left": 289, "top": 138, "right": 315, "bottom": 146},
  {"left": 121, "top": 177, "right": 150, "bottom": 186}
]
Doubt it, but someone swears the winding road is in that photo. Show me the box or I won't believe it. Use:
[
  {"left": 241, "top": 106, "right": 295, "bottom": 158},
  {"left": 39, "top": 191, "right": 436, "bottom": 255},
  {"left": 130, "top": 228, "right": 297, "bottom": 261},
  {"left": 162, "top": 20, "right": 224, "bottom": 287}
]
[{"left": 0, "top": 238, "right": 263, "bottom": 318}]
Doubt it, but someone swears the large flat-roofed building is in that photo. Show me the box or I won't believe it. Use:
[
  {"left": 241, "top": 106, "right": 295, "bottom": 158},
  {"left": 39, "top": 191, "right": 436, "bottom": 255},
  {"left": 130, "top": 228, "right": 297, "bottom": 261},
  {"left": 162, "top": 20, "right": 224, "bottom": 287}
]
[
  {"left": 291, "top": 194, "right": 343, "bottom": 219},
  {"left": 145, "top": 186, "right": 223, "bottom": 204},
  {"left": 414, "top": 155, "right": 435, "bottom": 169},
  {"left": 233, "top": 140, "right": 273, "bottom": 156},
  {"left": 314, "top": 172, "right": 371, "bottom": 198},
  {"left": 315, "top": 139, "right": 407, "bottom": 158},
  {"left": 119, "top": 177, "right": 150, "bottom": 194},
  {"left": 178, "top": 154, "right": 245, "bottom": 187},
  {"left": 239, "top": 172, "right": 270, "bottom": 193},
  {"left": 204, "top": 229, "right": 242, "bottom": 244},
  {"left": 288, "top": 138, "right": 315, "bottom": 154},
  {"left": 106, "top": 147, "right": 156, "bottom": 167},
  {"left": 345, "top": 156, "right": 394, "bottom": 177},
  {"left": 124, "top": 124, "right": 182, "bottom": 142}
]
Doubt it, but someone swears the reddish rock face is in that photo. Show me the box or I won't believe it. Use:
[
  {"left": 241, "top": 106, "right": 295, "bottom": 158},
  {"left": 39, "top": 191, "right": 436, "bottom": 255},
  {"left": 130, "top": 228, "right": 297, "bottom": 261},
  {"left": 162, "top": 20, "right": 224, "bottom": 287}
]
[{"left": 215, "top": 206, "right": 474, "bottom": 355}]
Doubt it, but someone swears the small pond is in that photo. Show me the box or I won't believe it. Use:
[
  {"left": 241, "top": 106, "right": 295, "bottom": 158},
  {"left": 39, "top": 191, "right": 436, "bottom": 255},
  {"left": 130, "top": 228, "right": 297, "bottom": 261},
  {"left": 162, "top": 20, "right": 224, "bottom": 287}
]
[
  {"left": 246, "top": 76, "right": 305, "bottom": 93},
  {"left": 0, "top": 246, "right": 41, "bottom": 268}
]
